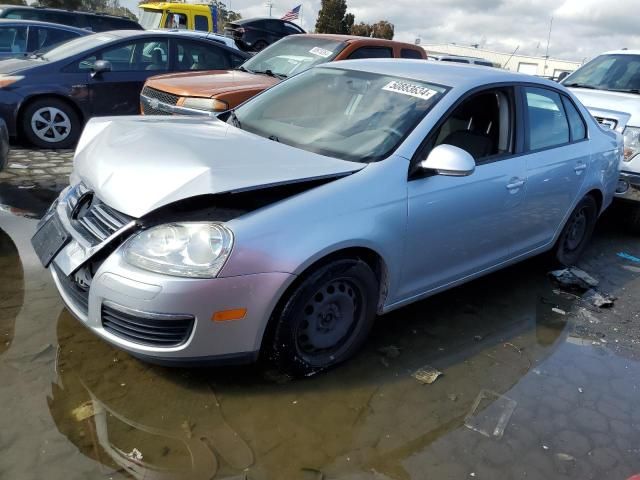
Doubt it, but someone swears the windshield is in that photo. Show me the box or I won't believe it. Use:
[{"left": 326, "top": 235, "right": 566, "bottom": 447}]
[
  {"left": 563, "top": 54, "right": 640, "bottom": 93},
  {"left": 241, "top": 36, "right": 344, "bottom": 78},
  {"left": 230, "top": 67, "right": 446, "bottom": 163},
  {"left": 139, "top": 9, "right": 163, "bottom": 30},
  {"left": 38, "top": 33, "right": 114, "bottom": 62}
]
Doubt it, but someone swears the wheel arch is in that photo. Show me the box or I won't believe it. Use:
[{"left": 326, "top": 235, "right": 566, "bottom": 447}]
[
  {"left": 585, "top": 187, "right": 604, "bottom": 215},
  {"left": 17, "top": 94, "right": 85, "bottom": 140}
]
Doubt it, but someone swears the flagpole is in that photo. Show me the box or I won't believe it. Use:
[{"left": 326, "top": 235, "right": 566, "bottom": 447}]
[{"left": 299, "top": 4, "right": 303, "bottom": 29}]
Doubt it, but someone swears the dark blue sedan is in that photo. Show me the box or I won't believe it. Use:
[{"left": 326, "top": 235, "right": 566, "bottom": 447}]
[{"left": 0, "top": 29, "right": 249, "bottom": 148}]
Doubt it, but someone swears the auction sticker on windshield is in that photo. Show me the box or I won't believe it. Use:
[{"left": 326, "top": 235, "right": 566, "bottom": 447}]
[
  {"left": 382, "top": 81, "right": 438, "bottom": 100},
  {"left": 309, "top": 46, "right": 333, "bottom": 58}
]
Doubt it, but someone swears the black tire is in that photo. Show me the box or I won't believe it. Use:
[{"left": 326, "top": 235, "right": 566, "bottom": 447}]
[
  {"left": 554, "top": 195, "right": 598, "bottom": 266},
  {"left": 269, "top": 259, "right": 379, "bottom": 377},
  {"left": 629, "top": 204, "right": 640, "bottom": 234},
  {"left": 21, "top": 98, "right": 81, "bottom": 149}
]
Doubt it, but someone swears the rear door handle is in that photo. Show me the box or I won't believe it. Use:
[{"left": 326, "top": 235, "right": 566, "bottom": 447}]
[
  {"left": 574, "top": 163, "right": 587, "bottom": 174},
  {"left": 506, "top": 179, "right": 526, "bottom": 190}
]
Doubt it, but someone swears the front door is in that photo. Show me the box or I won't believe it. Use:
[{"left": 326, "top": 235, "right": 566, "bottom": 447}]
[
  {"left": 400, "top": 87, "right": 527, "bottom": 299},
  {"left": 84, "top": 38, "right": 169, "bottom": 116}
]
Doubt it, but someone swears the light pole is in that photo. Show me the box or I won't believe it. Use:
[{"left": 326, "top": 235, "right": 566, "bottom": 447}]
[{"left": 265, "top": 1, "right": 273, "bottom": 17}]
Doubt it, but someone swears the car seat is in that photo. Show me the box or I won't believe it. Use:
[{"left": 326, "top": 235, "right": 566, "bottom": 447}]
[{"left": 145, "top": 49, "right": 166, "bottom": 71}]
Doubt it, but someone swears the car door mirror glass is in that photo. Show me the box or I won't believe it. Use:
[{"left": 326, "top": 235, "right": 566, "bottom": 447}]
[
  {"left": 91, "top": 59, "right": 111, "bottom": 76},
  {"left": 420, "top": 144, "right": 476, "bottom": 176}
]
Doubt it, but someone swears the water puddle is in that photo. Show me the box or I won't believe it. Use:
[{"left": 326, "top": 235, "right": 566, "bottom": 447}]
[{"left": 0, "top": 186, "right": 639, "bottom": 480}]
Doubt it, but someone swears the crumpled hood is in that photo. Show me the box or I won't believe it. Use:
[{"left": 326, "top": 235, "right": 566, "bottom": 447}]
[
  {"left": 570, "top": 88, "right": 638, "bottom": 131},
  {"left": 73, "top": 116, "right": 365, "bottom": 218},
  {"left": 145, "top": 69, "right": 279, "bottom": 98}
]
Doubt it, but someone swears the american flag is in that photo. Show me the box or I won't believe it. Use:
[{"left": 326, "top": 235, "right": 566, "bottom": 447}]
[{"left": 281, "top": 4, "right": 301, "bottom": 21}]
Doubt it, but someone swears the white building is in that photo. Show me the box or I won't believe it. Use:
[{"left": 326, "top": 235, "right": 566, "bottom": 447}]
[{"left": 422, "top": 43, "right": 583, "bottom": 78}]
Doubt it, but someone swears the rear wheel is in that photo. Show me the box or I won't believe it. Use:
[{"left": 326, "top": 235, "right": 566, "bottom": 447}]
[
  {"left": 21, "top": 98, "right": 81, "bottom": 149},
  {"left": 269, "top": 259, "right": 378, "bottom": 376},
  {"left": 553, "top": 195, "right": 598, "bottom": 265}
]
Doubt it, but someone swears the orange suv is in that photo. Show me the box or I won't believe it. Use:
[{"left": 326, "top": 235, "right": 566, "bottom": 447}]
[{"left": 140, "top": 34, "right": 426, "bottom": 115}]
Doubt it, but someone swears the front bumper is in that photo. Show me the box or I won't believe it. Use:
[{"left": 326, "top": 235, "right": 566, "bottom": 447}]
[
  {"left": 614, "top": 171, "right": 640, "bottom": 202},
  {"left": 47, "top": 189, "right": 294, "bottom": 364}
]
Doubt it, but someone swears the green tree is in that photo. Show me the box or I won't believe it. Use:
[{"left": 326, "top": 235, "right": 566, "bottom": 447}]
[
  {"left": 37, "top": 0, "right": 83, "bottom": 9},
  {"left": 350, "top": 22, "right": 370, "bottom": 37},
  {"left": 349, "top": 20, "right": 394, "bottom": 39},
  {"left": 315, "top": 0, "right": 351, "bottom": 34}
]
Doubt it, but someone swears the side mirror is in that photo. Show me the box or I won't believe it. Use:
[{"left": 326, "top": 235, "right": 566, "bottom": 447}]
[
  {"left": 420, "top": 144, "right": 476, "bottom": 176},
  {"left": 91, "top": 60, "right": 112, "bottom": 77}
]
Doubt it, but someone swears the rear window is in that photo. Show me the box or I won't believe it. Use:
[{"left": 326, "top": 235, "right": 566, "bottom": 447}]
[
  {"left": 525, "top": 87, "right": 570, "bottom": 150},
  {"left": 87, "top": 15, "right": 140, "bottom": 32},
  {"left": 347, "top": 47, "right": 392, "bottom": 60},
  {"left": 401, "top": 48, "right": 423, "bottom": 59},
  {"left": 195, "top": 15, "right": 208, "bottom": 31}
]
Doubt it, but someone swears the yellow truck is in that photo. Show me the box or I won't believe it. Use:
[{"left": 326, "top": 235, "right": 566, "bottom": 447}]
[{"left": 138, "top": 3, "right": 220, "bottom": 32}]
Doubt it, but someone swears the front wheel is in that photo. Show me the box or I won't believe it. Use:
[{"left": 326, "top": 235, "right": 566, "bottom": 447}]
[
  {"left": 21, "top": 98, "right": 81, "bottom": 149},
  {"left": 269, "top": 259, "right": 379, "bottom": 377},
  {"left": 553, "top": 195, "right": 598, "bottom": 266}
]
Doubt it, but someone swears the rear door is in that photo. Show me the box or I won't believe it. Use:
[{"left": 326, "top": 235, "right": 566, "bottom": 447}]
[
  {"left": 81, "top": 37, "right": 169, "bottom": 116},
  {"left": 514, "top": 86, "right": 590, "bottom": 254}
]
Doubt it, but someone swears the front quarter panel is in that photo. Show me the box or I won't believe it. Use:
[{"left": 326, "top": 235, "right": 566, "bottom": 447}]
[{"left": 219, "top": 155, "right": 410, "bottom": 306}]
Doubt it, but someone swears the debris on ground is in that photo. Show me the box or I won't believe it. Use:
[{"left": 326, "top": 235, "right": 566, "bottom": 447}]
[
  {"left": 412, "top": 365, "right": 443, "bottom": 384},
  {"left": 550, "top": 267, "right": 598, "bottom": 290},
  {"left": 582, "top": 289, "right": 615, "bottom": 308},
  {"left": 617, "top": 252, "right": 640, "bottom": 263},
  {"left": 464, "top": 389, "right": 517, "bottom": 439},
  {"left": 377, "top": 345, "right": 401, "bottom": 358},
  {"left": 126, "top": 448, "right": 144, "bottom": 461},
  {"left": 71, "top": 402, "right": 95, "bottom": 422},
  {"left": 578, "top": 387, "right": 584, "bottom": 393},
  {"left": 447, "top": 393, "right": 458, "bottom": 402},
  {"left": 181, "top": 420, "right": 195, "bottom": 439},
  {"left": 552, "top": 307, "right": 567, "bottom": 315},
  {"left": 556, "top": 453, "right": 575, "bottom": 461},
  {"left": 473, "top": 335, "right": 483, "bottom": 341},
  {"left": 577, "top": 307, "right": 601, "bottom": 324}
]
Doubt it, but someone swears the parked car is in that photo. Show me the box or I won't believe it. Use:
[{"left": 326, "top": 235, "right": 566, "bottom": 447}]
[
  {"left": 0, "top": 30, "right": 249, "bottom": 148},
  {"left": 0, "top": 19, "right": 90, "bottom": 60},
  {"left": 153, "top": 28, "right": 240, "bottom": 51},
  {"left": 224, "top": 17, "right": 304, "bottom": 52},
  {"left": 430, "top": 54, "right": 499, "bottom": 68},
  {"left": 0, "top": 5, "right": 141, "bottom": 32},
  {"left": 33, "top": 61, "right": 621, "bottom": 375},
  {"left": 562, "top": 49, "right": 640, "bottom": 231},
  {"left": 141, "top": 34, "right": 427, "bottom": 115},
  {"left": 0, "top": 117, "right": 8, "bottom": 171}
]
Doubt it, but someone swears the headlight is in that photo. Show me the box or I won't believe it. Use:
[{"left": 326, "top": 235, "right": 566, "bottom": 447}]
[
  {"left": 181, "top": 97, "right": 228, "bottom": 112},
  {"left": 0, "top": 75, "right": 24, "bottom": 88},
  {"left": 623, "top": 127, "right": 640, "bottom": 162},
  {"left": 124, "top": 223, "right": 233, "bottom": 278}
]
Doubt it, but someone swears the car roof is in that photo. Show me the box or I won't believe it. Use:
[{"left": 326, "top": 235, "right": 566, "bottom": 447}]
[
  {"left": 0, "top": 18, "right": 90, "bottom": 33},
  {"left": 292, "top": 33, "right": 422, "bottom": 50},
  {"left": 600, "top": 49, "right": 640, "bottom": 56},
  {"left": 321, "top": 58, "right": 561, "bottom": 90},
  {"left": 0, "top": 4, "right": 134, "bottom": 20}
]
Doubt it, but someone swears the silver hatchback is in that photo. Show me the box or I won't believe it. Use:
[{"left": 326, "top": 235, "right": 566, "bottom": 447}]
[{"left": 33, "top": 60, "right": 622, "bottom": 375}]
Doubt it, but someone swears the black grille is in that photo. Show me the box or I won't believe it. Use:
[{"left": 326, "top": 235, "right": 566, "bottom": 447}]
[
  {"left": 141, "top": 86, "right": 179, "bottom": 105},
  {"left": 66, "top": 185, "right": 132, "bottom": 245},
  {"left": 141, "top": 102, "right": 171, "bottom": 115},
  {"left": 54, "top": 264, "right": 89, "bottom": 316},
  {"left": 102, "top": 304, "right": 194, "bottom": 347}
]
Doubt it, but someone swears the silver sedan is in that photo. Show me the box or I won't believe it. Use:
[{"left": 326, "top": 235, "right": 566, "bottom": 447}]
[{"left": 32, "top": 60, "right": 622, "bottom": 375}]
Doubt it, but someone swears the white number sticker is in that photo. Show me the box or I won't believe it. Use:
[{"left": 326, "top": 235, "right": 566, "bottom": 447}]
[
  {"left": 382, "top": 81, "right": 438, "bottom": 100},
  {"left": 309, "top": 46, "right": 333, "bottom": 58}
]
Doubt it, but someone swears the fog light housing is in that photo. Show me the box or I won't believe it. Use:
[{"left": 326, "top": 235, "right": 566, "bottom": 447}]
[{"left": 616, "top": 179, "right": 630, "bottom": 194}]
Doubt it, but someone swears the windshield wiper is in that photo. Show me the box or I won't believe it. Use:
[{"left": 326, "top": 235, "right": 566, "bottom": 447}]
[
  {"left": 563, "top": 82, "right": 596, "bottom": 89},
  {"left": 237, "top": 65, "right": 253, "bottom": 73},
  {"left": 253, "top": 69, "right": 286, "bottom": 79},
  {"left": 268, "top": 135, "right": 280, "bottom": 142},
  {"left": 608, "top": 88, "right": 640, "bottom": 94}
]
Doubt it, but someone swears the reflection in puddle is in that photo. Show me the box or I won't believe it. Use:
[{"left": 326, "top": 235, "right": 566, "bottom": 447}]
[{"left": 0, "top": 225, "right": 23, "bottom": 356}]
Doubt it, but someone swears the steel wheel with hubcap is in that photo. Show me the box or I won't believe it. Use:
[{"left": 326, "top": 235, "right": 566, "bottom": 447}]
[
  {"left": 22, "top": 98, "right": 80, "bottom": 149},
  {"left": 269, "top": 258, "right": 379, "bottom": 376},
  {"left": 554, "top": 195, "right": 598, "bottom": 266}
]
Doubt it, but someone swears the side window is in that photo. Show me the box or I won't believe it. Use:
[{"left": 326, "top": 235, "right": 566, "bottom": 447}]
[
  {"left": 401, "top": 48, "right": 423, "bottom": 59},
  {"left": 35, "top": 28, "right": 79, "bottom": 50},
  {"left": 524, "top": 87, "right": 570, "bottom": 150},
  {"left": 428, "top": 89, "right": 514, "bottom": 162},
  {"left": 0, "top": 26, "right": 27, "bottom": 53},
  {"left": 562, "top": 96, "right": 587, "bottom": 142},
  {"left": 165, "top": 12, "right": 187, "bottom": 29},
  {"left": 284, "top": 23, "right": 302, "bottom": 34},
  {"left": 42, "top": 11, "right": 78, "bottom": 27},
  {"left": 230, "top": 53, "right": 245, "bottom": 68},
  {"left": 347, "top": 47, "right": 392, "bottom": 60},
  {"left": 194, "top": 15, "right": 209, "bottom": 31},
  {"left": 75, "top": 40, "right": 169, "bottom": 72},
  {"left": 138, "top": 40, "right": 169, "bottom": 71},
  {"left": 175, "top": 40, "right": 230, "bottom": 71},
  {"left": 6, "top": 9, "right": 39, "bottom": 21}
]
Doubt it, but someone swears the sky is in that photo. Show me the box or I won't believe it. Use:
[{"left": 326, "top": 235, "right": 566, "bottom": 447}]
[{"left": 121, "top": 0, "right": 640, "bottom": 62}]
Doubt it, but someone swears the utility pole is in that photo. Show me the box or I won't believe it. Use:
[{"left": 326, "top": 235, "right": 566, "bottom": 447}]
[
  {"left": 543, "top": 16, "right": 553, "bottom": 74},
  {"left": 265, "top": 1, "right": 273, "bottom": 17}
]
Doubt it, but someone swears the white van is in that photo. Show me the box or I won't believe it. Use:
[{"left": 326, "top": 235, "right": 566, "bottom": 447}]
[{"left": 563, "top": 50, "right": 640, "bottom": 230}]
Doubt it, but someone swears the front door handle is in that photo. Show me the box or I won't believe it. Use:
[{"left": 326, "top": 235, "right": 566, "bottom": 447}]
[
  {"left": 506, "top": 178, "right": 526, "bottom": 190},
  {"left": 574, "top": 163, "right": 587, "bottom": 174}
]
